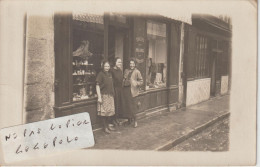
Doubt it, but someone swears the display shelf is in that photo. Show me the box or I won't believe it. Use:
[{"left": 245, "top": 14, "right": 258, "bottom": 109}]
[
  {"left": 73, "top": 94, "right": 97, "bottom": 101},
  {"left": 72, "top": 73, "right": 95, "bottom": 76},
  {"left": 72, "top": 55, "right": 96, "bottom": 101},
  {"left": 72, "top": 63, "right": 94, "bottom": 66},
  {"left": 73, "top": 82, "right": 95, "bottom": 86}
]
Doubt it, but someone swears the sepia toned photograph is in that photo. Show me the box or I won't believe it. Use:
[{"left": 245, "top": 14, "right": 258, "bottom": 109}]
[
  {"left": 0, "top": 0, "right": 256, "bottom": 166},
  {"left": 25, "top": 11, "right": 232, "bottom": 151}
]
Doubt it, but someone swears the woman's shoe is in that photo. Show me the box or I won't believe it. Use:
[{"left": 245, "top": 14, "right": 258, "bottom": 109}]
[
  {"left": 123, "top": 119, "right": 131, "bottom": 126},
  {"left": 104, "top": 128, "right": 111, "bottom": 134},
  {"left": 112, "top": 120, "right": 119, "bottom": 127},
  {"left": 115, "top": 119, "right": 121, "bottom": 125},
  {"left": 108, "top": 126, "right": 116, "bottom": 131},
  {"left": 134, "top": 121, "right": 138, "bottom": 128}
]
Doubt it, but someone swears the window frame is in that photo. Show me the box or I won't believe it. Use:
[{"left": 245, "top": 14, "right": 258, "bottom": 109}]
[
  {"left": 145, "top": 19, "right": 169, "bottom": 91},
  {"left": 194, "top": 34, "right": 210, "bottom": 79}
]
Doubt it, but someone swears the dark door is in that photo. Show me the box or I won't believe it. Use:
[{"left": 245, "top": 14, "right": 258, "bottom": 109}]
[
  {"left": 54, "top": 13, "right": 73, "bottom": 107},
  {"left": 210, "top": 52, "right": 217, "bottom": 96},
  {"left": 108, "top": 26, "right": 129, "bottom": 70}
]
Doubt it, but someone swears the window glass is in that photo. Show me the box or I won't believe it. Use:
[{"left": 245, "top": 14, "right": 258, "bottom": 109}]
[
  {"left": 146, "top": 21, "right": 167, "bottom": 89},
  {"left": 195, "top": 35, "right": 209, "bottom": 78},
  {"left": 72, "top": 14, "right": 104, "bottom": 101}
]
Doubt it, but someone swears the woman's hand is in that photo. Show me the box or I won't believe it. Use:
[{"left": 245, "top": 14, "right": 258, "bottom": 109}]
[{"left": 131, "top": 80, "right": 137, "bottom": 87}]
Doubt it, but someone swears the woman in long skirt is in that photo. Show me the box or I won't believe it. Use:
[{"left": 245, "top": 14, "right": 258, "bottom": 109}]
[
  {"left": 110, "top": 57, "right": 123, "bottom": 126},
  {"left": 96, "top": 61, "right": 115, "bottom": 134},
  {"left": 122, "top": 58, "right": 143, "bottom": 128}
]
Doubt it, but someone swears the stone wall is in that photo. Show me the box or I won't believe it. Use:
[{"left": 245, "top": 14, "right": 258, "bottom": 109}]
[
  {"left": 186, "top": 78, "right": 211, "bottom": 106},
  {"left": 23, "top": 14, "right": 55, "bottom": 123}
]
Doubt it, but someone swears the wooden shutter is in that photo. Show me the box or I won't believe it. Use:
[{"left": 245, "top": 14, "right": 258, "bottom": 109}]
[{"left": 54, "top": 13, "right": 73, "bottom": 107}]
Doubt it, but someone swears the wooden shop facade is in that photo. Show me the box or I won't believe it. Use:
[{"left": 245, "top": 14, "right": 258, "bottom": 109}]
[
  {"left": 53, "top": 12, "right": 188, "bottom": 126},
  {"left": 53, "top": 12, "right": 231, "bottom": 126}
]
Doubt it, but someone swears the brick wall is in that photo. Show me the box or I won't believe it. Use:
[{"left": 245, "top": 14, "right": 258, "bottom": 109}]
[{"left": 23, "top": 14, "right": 55, "bottom": 123}]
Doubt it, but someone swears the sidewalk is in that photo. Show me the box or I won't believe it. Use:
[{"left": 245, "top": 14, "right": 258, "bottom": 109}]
[{"left": 91, "top": 95, "right": 230, "bottom": 151}]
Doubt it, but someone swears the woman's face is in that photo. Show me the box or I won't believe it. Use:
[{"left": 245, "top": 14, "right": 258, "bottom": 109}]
[
  {"left": 130, "top": 61, "right": 136, "bottom": 70},
  {"left": 104, "top": 62, "right": 110, "bottom": 72},
  {"left": 115, "top": 59, "right": 122, "bottom": 69}
]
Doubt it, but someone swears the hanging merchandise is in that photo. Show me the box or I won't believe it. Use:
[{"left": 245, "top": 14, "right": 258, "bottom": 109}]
[{"left": 73, "top": 40, "right": 93, "bottom": 59}]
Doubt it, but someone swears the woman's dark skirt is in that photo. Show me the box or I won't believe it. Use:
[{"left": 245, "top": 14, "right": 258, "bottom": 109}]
[
  {"left": 114, "top": 87, "right": 123, "bottom": 118},
  {"left": 121, "top": 86, "right": 137, "bottom": 119}
]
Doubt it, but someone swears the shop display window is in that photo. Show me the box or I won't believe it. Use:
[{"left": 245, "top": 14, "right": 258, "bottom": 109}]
[
  {"left": 72, "top": 15, "right": 104, "bottom": 101},
  {"left": 146, "top": 21, "right": 167, "bottom": 90}
]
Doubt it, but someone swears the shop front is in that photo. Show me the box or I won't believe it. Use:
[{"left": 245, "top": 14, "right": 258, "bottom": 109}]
[{"left": 53, "top": 13, "right": 182, "bottom": 126}]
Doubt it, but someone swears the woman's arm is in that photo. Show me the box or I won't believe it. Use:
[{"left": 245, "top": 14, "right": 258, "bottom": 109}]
[
  {"left": 96, "top": 72, "right": 103, "bottom": 103},
  {"left": 96, "top": 85, "right": 102, "bottom": 103},
  {"left": 136, "top": 70, "right": 143, "bottom": 86},
  {"left": 123, "top": 69, "right": 130, "bottom": 86},
  {"left": 123, "top": 69, "right": 129, "bottom": 79}
]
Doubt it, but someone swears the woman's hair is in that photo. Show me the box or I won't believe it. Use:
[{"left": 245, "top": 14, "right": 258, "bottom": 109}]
[
  {"left": 114, "top": 57, "right": 121, "bottom": 65},
  {"left": 101, "top": 60, "right": 110, "bottom": 70},
  {"left": 129, "top": 58, "right": 137, "bottom": 66}
]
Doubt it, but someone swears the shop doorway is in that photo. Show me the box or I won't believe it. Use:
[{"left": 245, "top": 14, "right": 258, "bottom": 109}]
[
  {"left": 210, "top": 49, "right": 223, "bottom": 97},
  {"left": 108, "top": 26, "right": 129, "bottom": 70},
  {"left": 210, "top": 52, "right": 217, "bottom": 96}
]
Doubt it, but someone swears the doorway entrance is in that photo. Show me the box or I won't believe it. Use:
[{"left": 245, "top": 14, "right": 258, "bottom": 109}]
[
  {"left": 210, "top": 52, "right": 217, "bottom": 96},
  {"left": 108, "top": 26, "right": 129, "bottom": 70},
  {"left": 210, "top": 50, "right": 222, "bottom": 96}
]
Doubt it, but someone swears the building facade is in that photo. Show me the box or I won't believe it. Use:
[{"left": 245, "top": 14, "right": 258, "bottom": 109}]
[
  {"left": 22, "top": 13, "right": 231, "bottom": 126},
  {"left": 52, "top": 13, "right": 186, "bottom": 127},
  {"left": 184, "top": 14, "right": 232, "bottom": 106}
]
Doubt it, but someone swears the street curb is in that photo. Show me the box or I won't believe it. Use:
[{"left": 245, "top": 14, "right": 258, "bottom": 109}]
[{"left": 155, "top": 112, "right": 230, "bottom": 151}]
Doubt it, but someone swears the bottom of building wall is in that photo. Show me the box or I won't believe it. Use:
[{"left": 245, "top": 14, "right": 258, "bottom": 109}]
[
  {"left": 186, "top": 78, "right": 211, "bottom": 106},
  {"left": 186, "top": 76, "right": 229, "bottom": 106},
  {"left": 221, "top": 75, "right": 229, "bottom": 95}
]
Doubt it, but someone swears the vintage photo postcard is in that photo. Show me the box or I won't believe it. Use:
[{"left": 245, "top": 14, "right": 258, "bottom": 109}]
[{"left": 0, "top": 0, "right": 257, "bottom": 166}]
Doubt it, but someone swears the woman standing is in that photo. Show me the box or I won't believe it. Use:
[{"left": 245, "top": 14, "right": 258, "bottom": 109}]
[
  {"left": 110, "top": 57, "right": 123, "bottom": 126},
  {"left": 122, "top": 58, "right": 143, "bottom": 128},
  {"left": 96, "top": 61, "right": 115, "bottom": 134}
]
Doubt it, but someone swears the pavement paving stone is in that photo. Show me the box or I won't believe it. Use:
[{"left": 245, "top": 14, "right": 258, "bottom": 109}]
[
  {"left": 90, "top": 95, "right": 230, "bottom": 150},
  {"left": 169, "top": 110, "right": 213, "bottom": 127},
  {"left": 188, "top": 96, "right": 229, "bottom": 112},
  {"left": 170, "top": 117, "right": 230, "bottom": 151}
]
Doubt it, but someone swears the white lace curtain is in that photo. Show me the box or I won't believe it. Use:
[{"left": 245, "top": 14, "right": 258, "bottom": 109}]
[
  {"left": 147, "top": 21, "right": 166, "bottom": 37},
  {"left": 73, "top": 12, "right": 104, "bottom": 24}
]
